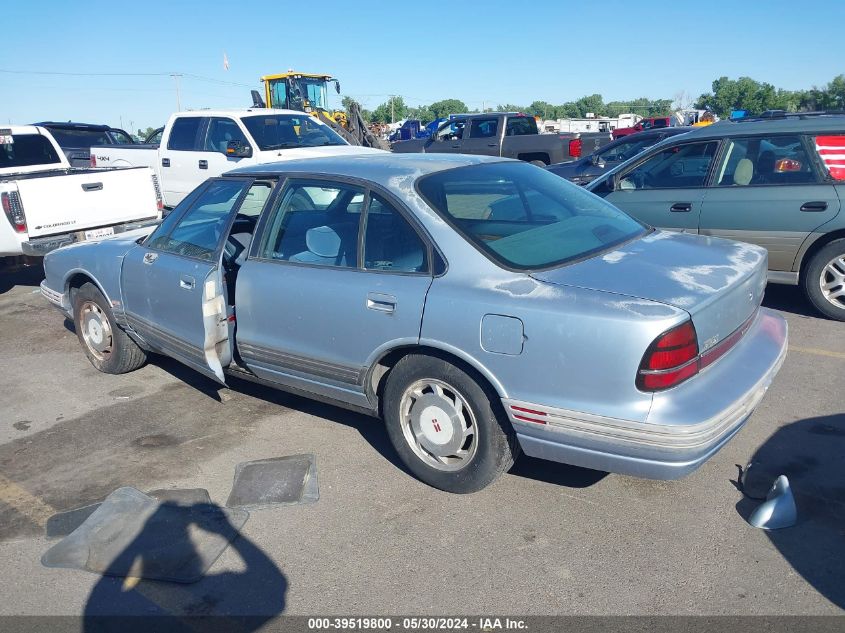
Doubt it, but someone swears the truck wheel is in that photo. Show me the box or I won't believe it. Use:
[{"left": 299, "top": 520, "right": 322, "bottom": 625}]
[
  {"left": 73, "top": 282, "right": 147, "bottom": 374},
  {"left": 803, "top": 239, "right": 845, "bottom": 321},
  {"left": 383, "top": 354, "right": 517, "bottom": 493}
]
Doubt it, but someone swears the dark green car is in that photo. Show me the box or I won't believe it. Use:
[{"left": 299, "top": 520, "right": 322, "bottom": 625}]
[{"left": 587, "top": 113, "right": 845, "bottom": 320}]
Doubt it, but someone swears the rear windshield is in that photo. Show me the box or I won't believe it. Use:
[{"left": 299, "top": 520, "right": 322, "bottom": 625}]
[
  {"left": 416, "top": 162, "right": 646, "bottom": 270},
  {"left": 241, "top": 114, "right": 347, "bottom": 150},
  {"left": 44, "top": 128, "right": 113, "bottom": 148},
  {"left": 0, "top": 133, "right": 62, "bottom": 168}
]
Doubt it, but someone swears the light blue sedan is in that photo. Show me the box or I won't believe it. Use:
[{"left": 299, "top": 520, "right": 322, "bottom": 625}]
[{"left": 40, "top": 154, "right": 787, "bottom": 493}]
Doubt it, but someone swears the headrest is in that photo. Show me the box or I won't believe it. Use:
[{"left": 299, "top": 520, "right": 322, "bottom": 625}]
[
  {"left": 734, "top": 158, "right": 754, "bottom": 186},
  {"left": 305, "top": 226, "right": 341, "bottom": 258}
]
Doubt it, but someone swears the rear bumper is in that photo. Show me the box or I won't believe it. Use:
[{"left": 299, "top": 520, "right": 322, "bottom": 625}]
[
  {"left": 21, "top": 217, "right": 160, "bottom": 256},
  {"left": 507, "top": 308, "right": 788, "bottom": 480}
]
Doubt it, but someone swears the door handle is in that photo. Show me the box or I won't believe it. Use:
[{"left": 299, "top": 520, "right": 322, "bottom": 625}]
[
  {"left": 670, "top": 202, "right": 692, "bottom": 212},
  {"left": 179, "top": 275, "right": 195, "bottom": 290},
  {"left": 487, "top": 143, "right": 497, "bottom": 147},
  {"left": 450, "top": 145, "right": 461, "bottom": 149},
  {"left": 81, "top": 182, "right": 103, "bottom": 192},
  {"left": 800, "top": 201, "right": 828, "bottom": 212},
  {"left": 198, "top": 160, "right": 208, "bottom": 170},
  {"left": 366, "top": 292, "right": 396, "bottom": 314},
  {"left": 142, "top": 252, "right": 158, "bottom": 265},
  {"left": 161, "top": 158, "right": 170, "bottom": 167}
]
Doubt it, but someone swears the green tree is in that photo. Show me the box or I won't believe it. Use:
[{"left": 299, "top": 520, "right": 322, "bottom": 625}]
[
  {"left": 371, "top": 96, "right": 407, "bottom": 123},
  {"left": 695, "top": 76, "right": 802, "bottom": 117},
  {"left": 800, "top": 74, "right": 845, "bottom": 111},
  {"left": 495, "top": 103, "right": 525, "bottom": 113},
  {"left": 407, "top": 105, "right": 435, "bottom": 125},
  {"left": 428, "top": 99, "right": 468, "bottom": 120},
  {"left": 526, "top": 101, "right": 555, "bottom": 118}
]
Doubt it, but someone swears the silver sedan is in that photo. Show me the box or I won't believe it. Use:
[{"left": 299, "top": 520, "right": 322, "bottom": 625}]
[{"left": 40, "top": 154, "right": 787, "bottom": 493}]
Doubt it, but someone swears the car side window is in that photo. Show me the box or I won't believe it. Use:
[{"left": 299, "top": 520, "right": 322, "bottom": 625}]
[
  {"left": 203, "top": 117, "right": 248, "bottom": 153},
  {"left": 469, "top": 118, "right": 499, "bottom": 139},
  {"left": 714, "top": 135, "right": 818, "bottom": 186},
  {"left": 363, "top": 195, "right": 428, "bottom": 273},
  {"left": 436, "top": 120, "right": 465, "bottom": 141},
  {"left": 147, "top": 179, "right": 249, "bottom": 260},
  {"left": 505, "top": 117, "right": 535, "bottom": 136},
  {"left": 618, "top": 141, "right": 718, "bottom": 190},
  {"left": 167, "top": 117, "right": 203, "bottom": 151},
  {"left": 260, "top": 181, "right": 364, "bottom": 268}
]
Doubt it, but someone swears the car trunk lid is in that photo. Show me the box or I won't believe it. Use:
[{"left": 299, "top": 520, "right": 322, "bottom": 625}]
[{"left": 530, "top": 231, "right": 768, "bottom": 350}]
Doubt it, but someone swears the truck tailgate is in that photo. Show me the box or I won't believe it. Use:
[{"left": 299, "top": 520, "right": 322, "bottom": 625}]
[{"left": 15, "top": 167, "right": 159, "bottom": 238}]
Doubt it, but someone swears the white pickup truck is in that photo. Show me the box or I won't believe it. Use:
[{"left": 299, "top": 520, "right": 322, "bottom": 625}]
[
  {"left": 1, "top": 125, "right": 162, "bottom": 258},
  {"left": 90, "top": 108, "right": 384, "bottom": 208}
]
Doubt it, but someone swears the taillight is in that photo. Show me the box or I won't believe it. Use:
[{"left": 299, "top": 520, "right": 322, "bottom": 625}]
[
  {"left": 568, "top": 138, "right": 582, "bottom": 158},
  {"left": 90, "top": 154, "right": 96, "bottom": 167},
  {"left": 1, "top": 191, "right": 27, "bottom": 233},
  {"left": 637, "top": 320, "right": 699, "bottom": 391}
]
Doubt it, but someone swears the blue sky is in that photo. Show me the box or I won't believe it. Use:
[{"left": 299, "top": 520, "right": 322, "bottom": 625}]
[{"left": 3, "top": 0, "right": 843, "bottom": 132}]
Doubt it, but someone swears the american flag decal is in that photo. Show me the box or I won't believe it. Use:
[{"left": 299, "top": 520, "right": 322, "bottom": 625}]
[{"left": 815, "top": 135, "right": 845, "bottom": 180}]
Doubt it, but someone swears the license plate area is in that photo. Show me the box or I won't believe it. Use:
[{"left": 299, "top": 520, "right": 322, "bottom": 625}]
[{"left": 83, "top": 227, "right": 114, "bottom": 241}]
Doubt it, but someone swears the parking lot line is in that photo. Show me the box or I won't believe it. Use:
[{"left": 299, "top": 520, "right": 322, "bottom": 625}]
[
  {"left": 789, "top": 346, "right": 845, "bottom": 360},
  {"left": 0, "top": 473, "right": 55, "bottom": 527}
]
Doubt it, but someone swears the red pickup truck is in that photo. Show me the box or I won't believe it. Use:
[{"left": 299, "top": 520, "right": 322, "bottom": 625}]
[{"left": 612, "top": 116, "right": 672, "bottom": 139}]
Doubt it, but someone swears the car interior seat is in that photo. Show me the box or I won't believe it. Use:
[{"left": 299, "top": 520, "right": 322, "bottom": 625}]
[
  {"left": 291, "top": 226, "right": 346, "bottom": 265},
  {"left": 733, "top": 158, "right": 754, "bottom": 186},
  {"left": 754, "top": 151, "right": 776, "bottom": 184}
]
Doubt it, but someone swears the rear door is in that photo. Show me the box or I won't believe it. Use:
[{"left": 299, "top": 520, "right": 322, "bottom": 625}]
[
  {"left": 603, "top": 139, "right": 720, "bottom": 232},
  {"left": 699, "top": 133, "right": 841, "bottom": 272},
  {"left": 159, "top": 116, "right": 204, "bottom": 207},
  {"left": 460, "top": 117, "right": 501, "bottom": 156},
  {"left": 236, "top": 179, "right": 433, "bottom": 408},
  {"left": 121, "top": 178, "right": 254, "bottom": 383}
]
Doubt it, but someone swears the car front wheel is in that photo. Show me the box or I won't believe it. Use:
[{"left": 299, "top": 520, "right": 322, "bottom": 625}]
[
  {"left": 73, "top": 282, "right": 147, "bottom": 374},
  {"left": 804, "top": 239, "right": 845, "bottom": 321},
  {"left": 383, "top": 354, "right": 517, "bottom": 493}
]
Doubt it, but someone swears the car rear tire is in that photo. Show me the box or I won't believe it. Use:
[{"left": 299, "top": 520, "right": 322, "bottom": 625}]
[
  {"left": 383, "top": 354, "right": 518, "bottom": 493},
  {"left": 803, "top": 239, "right": 845, "bottom": 321},
  {"left": 73, "top": 282, "right": 147, "bottom": 374}
]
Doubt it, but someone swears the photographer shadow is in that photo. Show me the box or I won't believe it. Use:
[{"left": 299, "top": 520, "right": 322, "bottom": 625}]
[{"left": 83, "top": 500, "right": 286, "bottom": 632}]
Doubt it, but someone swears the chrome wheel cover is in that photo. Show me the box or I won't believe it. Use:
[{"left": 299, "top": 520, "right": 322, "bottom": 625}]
[
  {"left": 819, "top": 254, "right": 845, "bottom": 309},
  {"left": 398, "top": 378, "right": 478, "bottom": 472},
  {"left": 80, "top": 300, "right": 113, "bottom": 361}
]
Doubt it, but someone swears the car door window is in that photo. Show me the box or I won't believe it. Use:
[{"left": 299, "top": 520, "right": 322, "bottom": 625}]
[
  {"left": 260, "top": 181, "right": 364, "bottom": 267},
  {"left": 167, "top": 117, "right": 203, "bottom": 151},
  {"left": 505, "top": 117, "right": 535, "bottom": 136},
  {"left": 469, "top": 118, "right": 499, "bottom": 139},
  {"left": 619, "top": 141, "right": 718, "bottom": 190},
  {"left": 203, "top": 117, "right": 248, "bottom": 153},
  {"left": 715, "top": 135, "right": 818, "bottom": 186},
  {"left": 363, "top": 195, "right": 428, "bottom": 273},
  {"left": 435, "top": 120, "right": 466, "bottom": 141},
  {"left": 147, "top": 179, "right": 250, "bottom": 259}
]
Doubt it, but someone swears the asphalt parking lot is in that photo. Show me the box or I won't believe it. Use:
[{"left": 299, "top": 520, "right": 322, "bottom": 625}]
[{"left": 0, "top": 262, "right": 843, "bottom": 617}]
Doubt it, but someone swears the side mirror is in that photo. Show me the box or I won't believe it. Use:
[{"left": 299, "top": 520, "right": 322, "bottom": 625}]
[
  {"left": 226, "top": 140, "right": 252, "bottom": 158},
  {"left": 334, "top": 81, "right": 341, "bottom": 94},
  {"left": 591, "top": 154, "right": 606, "bottom": 168}
]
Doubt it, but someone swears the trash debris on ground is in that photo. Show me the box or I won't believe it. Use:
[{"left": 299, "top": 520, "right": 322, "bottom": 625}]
[
  {"left": 226, "top": 454, "right": 319, "bottom": 510},
  {"left": 748, "top": 475, "right": 798, "bottom": 530},
  {"left": 42, "top": 486, "right": 248, "bottom": 583}
]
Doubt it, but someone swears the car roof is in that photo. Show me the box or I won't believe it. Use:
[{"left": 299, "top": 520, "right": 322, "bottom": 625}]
[
  {"left": 2, "top": 125, "right": 42, "bottom": 135},
  {"left": 34, "top": 121, "right": 113, "bottom": 131},
  {"left": 171, "top": 108, "right": 307, "bottom": 118},
  {"left": 227, "top": 152, "right": 511, "bottom": 183},
  {"left": 677, "top": 114, "right": 845, "bottom": 139}
]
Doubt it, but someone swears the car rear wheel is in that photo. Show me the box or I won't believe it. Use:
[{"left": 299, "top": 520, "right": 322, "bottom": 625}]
[
  {"left": 383, "top": 354, "right": 517, "bottom": 493},
  {"left": 73, "top": 282, "right": 147, "bottom": 374},
  {"left": 803, "top": 239, "right": 845, "bottom": 321}
]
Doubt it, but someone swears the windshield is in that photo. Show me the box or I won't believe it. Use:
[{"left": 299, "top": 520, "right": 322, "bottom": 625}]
[
  {"left": 241, "top": 114, "right": 347, "bottom": 150},
  {"left": 417, "top": 162, "right": 646, "bottom": 270},
  {"left": 0, "top": 133, "right": 62, "bottom": 168}
]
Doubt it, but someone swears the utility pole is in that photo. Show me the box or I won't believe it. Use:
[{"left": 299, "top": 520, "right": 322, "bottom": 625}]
[
  {"left": 389, "top": 94, "right": 398, "bottom": 123},
  {"left": 171, "top": 73, "right": 183, "bottom": 111}
]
